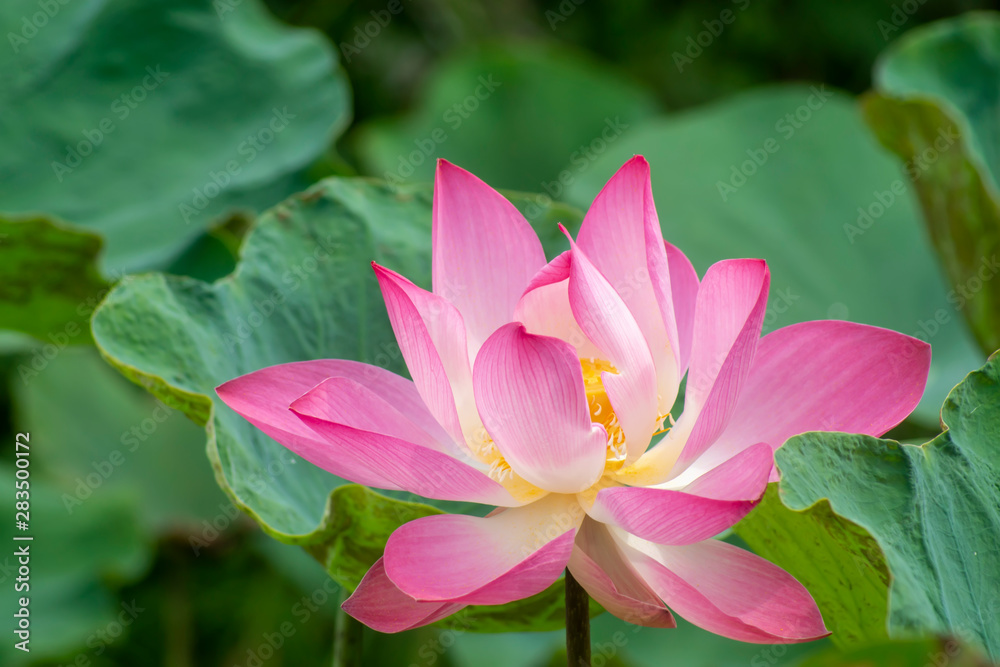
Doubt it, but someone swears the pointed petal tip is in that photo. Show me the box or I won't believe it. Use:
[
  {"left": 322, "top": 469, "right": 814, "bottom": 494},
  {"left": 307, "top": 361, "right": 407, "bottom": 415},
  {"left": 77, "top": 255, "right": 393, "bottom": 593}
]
[
  {"left": 435, "top": 157, "right": 475, "bottom": 182},
  {"left": 371, "top": 262, "right": 411, "bottom": 286},
  {"left": 215, "top": 377, "right": 243, "bottom": 404},
  {"left": 623, "top": 154, "right": 650, "bottom": 170}
]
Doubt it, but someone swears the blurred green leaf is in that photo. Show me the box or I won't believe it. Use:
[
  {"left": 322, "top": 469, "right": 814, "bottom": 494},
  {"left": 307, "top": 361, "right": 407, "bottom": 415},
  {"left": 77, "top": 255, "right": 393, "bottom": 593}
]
[
  {"left": 567, "top": 85, "right": 983, "bottom": 425},
  {"left": 797, "top": 637, "right": 981, "bottom": 667},
  {"left": 0, "top": 467, "right": 151, "bottom": 665},
  {"left": 864, "top": 12, "right": 1000, "bottom": 356},
  {"left": 164, "top": 212, "right": 251, "bottom": 283},
  {"left": 91, "top": 177, "right": 585, "bottom": 631},
  {"left": 79, "top": 534, "right": 344, "bottom": 667},
  {"left": 0, "top": 215, "right": 106, "bottom": 346},
  {"left": 0, "top": 0, "right": 350, "bottom": 272},
  {"left": 442, "top": 606, "right": 827, "bottom": 667},
  {"left": 13, "top": 346, "right": 227, "bottom": 529},
  {"left": 752, "top": 353, "right": 1000, "bottom": 660},
  {"left": 581, "top": 612, "right": 822, "bottom": 667},
  {"left": 736, "top": 487, "right": 891, "bottom": 649},
  {"left": 352, "top": 44, "right": 658, "bottom": 193}
]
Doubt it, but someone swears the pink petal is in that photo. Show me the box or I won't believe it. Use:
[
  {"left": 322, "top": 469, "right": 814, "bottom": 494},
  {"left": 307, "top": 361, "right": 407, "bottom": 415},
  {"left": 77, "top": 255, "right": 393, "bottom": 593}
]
[
  {"left": 291, "top": 376, "right": 447, "bottom": 454},
  {"left": 566, "top": 236, "right": 659, "bottom": 462},
  {"left": 620, "top": 535, "right": 830, "bottom": 643},
  {"left": 290, "top": 377, "right": 517, "bottom": 506},
  {"left": 576, "top": 156, "right": 681, "bottom": 411},
  {"left": 216, "top": 360, "right": 437, "bottom": 488},
  {"left": 383, "top": 494, "right": 581, "bottom": 605},
  {"left": 590, "top": 492, "right": 756, "bottom": 546},
  {"left": 568, "top": 520, "right": 676, "bottom": 628},
  {"left": 342, "top": 558, "right": 464, "bottom": 633},
  {"left": 374, "top": 263, "right": 474, "bottom": 449},
  {"left": 514, "top": 253, "right": 604, "bottom": 361},
  {"left": 522, "top": 249, "right": 572, "bottom": 294},
  {"left": 690, "top": 321, "right": 932, "bottom": 477},
  {"left": 473, "top": 323, "right": 607, "bottom": 494},
  {"left": 625, "top": 259, "right": 769, "bottom": 483},
  {"left": 432, "top": 160, "right": 547, "bottom": 354},
  {"left": 590, "top": 444, "right": 772, "bottom": 545},
  {"left": 663, "top": 241, "right": 699, "bottom": 373},
  {"left": 674, "top": 442, "right": 774, "bottom": 501}
]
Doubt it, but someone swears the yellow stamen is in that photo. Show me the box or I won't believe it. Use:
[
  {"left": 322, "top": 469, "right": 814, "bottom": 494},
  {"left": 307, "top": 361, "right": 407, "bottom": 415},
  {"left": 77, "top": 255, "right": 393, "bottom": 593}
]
[
  {"left": 580, "top": 358, "right": 630, "bottom": 473},
  {"left": 651, "top": 412, "right": 675, "bottom": 438}
]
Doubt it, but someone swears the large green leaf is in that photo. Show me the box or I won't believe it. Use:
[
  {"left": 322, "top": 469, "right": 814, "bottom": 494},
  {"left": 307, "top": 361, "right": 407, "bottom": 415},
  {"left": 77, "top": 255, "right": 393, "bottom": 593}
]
[
  {"left": 0, "top": 215, "right": 106, "bottom": 345},
  {"left": 91, "top": 177, "right": 585, "bottom": 630},
  {"left": 864, "top": 12, "right": 1000, "bottom": 355},
  {"left": 566, "top": 85, "right": 983, "bottom": 424},
  {"left": 747, "top": 353, "right": 1000, "bottom": 660},
  {"left": 352, "top": 44, "right": 658, "bottom": 193},
  {"left": 0, "top": 0, "right": 349, "bottom": 272},
  {"left": 736, "top": 487, "right": 892, "bottom": 649}
]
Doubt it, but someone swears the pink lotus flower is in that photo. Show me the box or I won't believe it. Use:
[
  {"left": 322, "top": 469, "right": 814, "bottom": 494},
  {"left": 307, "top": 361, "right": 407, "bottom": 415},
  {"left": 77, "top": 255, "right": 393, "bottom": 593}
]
[{"left": 217, "top": 157, "right": 931, "bottom": 642}]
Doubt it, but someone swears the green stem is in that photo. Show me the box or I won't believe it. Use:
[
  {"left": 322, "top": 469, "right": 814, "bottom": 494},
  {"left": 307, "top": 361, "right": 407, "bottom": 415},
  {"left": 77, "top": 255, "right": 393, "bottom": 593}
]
[
  {"left": 565, "top": 569, "right": 592, "bottom": 667},
  {"left": 333, "top": 589, "right": 364, "bottom": 667}
]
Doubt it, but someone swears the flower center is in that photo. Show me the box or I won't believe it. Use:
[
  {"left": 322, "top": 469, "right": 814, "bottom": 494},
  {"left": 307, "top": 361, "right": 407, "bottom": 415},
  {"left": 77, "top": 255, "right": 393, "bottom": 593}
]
[
  {"left": 472, "top": 357, "right": 672, "bottom": 501},
  {"left": 580, "top": 358, "right": 628, "bottom": 472}
]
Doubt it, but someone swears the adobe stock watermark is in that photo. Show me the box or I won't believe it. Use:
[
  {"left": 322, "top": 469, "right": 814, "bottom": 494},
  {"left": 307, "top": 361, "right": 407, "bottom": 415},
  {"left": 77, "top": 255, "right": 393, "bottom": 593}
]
[
  {"left": 17, "top": 268, "right": 134, "bottom": 385},
  {"left": 750, "top": 645, "right": 791, "bottom": 667},
  {"left": 50, "top": 66, "right": 171, "bottom": 182},
  {"left": 179, "top": 107, "right": 296, "bottom": 225},
  {"left": 8, "top": 0, "right": 74, "bottom": 53},
  {"left": 339, "top": 0, "right": 408, "bottom": 63},
  {"left": 538, "top": 117, "right": 630, "bottom": 201},
  {"left": 761, "top": 286, "right": 800, "bottom": 333},
  {"left": 885, "top": 253, "right": 999, "bottom": 374},
  {"left": 190, "top": 455, "right": 301, "bottom": 555},
  {"left": 60, "top": 399, "right": 176, "bottom": 514},
  {"left": 382, "top": 75, "right": 501, "bottom": 188},
  {"left": 213, "top": 0, "right": 248, "bottom": 19},
  {"left": 405, "top": 611, "right": 475, "bottom": 667},
  {"left": 672, "top": 0, "right": 751, "bottom": 73},
  {"left": 545, "top": 0, "right": 586, "bottom": 30},
  {"left": 844, "top": 125, "right": 959, "bottom": 243},
  {"left": 219, "top": 235, "right": 341, "bottom": 351},
  {"left": 52, "top": 599, "right": 146, "bottom": 666},
  {"left": 233, "top": 576, "right": 342, "bottom": 667},
  {"left": 505, "top": 115, "right": 631, "bottom": 235},
  {"left": 877, "top": 0, "right": 929, "bottom": 41},
  {"left": 716, "top": 85, "right": 832, "bottom": 202}
]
